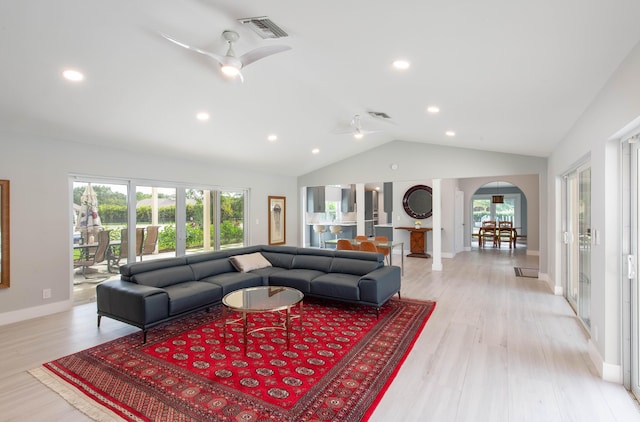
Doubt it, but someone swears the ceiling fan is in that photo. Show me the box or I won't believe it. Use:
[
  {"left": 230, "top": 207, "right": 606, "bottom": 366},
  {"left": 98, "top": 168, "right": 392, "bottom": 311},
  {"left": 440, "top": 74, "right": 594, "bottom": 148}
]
[
  {"left": 161, "top": 30, "right": 291, "bottom": 82},
  {"left": 332, "top": 114, "right": 383, "bottom": 139}
]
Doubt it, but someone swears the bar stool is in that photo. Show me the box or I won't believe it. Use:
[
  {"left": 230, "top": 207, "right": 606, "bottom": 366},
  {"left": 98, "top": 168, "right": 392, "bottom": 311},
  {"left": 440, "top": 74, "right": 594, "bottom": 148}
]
[
  {"left": 313, "top": 224, "right": 327, "bottom": 247},
  {"left": 330, "top": 225, "right": 343, "bottom": 240}
]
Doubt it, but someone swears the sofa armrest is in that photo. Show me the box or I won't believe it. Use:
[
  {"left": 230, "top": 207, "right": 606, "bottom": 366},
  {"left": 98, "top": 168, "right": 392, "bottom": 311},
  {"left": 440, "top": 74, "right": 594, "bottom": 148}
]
[
  {"left": 97, "top": 280, "right": 169, "bottom": 327},
  {"left": 358, "top": 266, "right": 401, "bottom": 305}
]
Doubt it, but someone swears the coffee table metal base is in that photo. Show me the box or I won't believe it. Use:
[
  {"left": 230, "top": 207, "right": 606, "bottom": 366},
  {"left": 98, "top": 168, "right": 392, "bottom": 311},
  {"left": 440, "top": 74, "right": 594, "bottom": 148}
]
[{"left": 221, "top": 286, "right": 304, "bottom": 355}]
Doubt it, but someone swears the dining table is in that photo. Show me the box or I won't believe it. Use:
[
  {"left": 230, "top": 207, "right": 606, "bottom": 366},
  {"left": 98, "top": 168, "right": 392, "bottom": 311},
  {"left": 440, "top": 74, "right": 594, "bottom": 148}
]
[{"left": 324, "top": 238, "right": 405, "bottom": 275}]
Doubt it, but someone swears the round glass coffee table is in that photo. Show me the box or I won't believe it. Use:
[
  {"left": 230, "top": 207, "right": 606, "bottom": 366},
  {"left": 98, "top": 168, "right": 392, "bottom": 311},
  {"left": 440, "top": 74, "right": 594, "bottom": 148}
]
[{"left": 222, "top": 286, "right": 304, "bottom": 354}]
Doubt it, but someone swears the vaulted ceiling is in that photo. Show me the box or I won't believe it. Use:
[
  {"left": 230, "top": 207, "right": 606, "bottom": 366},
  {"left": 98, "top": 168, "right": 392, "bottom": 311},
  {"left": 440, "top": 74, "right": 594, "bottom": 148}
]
[{"left": 2, "top": 1, "right": 640, "bottom": 176}]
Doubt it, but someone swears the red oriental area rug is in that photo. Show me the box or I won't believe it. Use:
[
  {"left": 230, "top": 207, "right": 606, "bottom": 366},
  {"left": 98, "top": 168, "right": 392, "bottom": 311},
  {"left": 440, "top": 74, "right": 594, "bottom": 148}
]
[{"left": 31, "top": 298, "right": 435, "bottom": 421}]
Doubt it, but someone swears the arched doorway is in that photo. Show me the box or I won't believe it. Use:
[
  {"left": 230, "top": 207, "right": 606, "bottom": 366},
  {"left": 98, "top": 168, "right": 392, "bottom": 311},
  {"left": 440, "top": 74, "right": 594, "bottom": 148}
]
[{"left": 470, "top": 181, "right": 527, "bottom": 248}]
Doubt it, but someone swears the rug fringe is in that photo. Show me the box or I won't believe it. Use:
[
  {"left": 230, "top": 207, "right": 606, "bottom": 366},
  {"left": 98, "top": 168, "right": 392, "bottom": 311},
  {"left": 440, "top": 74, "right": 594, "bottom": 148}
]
[{"left": 28, "top": 367, "right": 125, "bottom": 422}]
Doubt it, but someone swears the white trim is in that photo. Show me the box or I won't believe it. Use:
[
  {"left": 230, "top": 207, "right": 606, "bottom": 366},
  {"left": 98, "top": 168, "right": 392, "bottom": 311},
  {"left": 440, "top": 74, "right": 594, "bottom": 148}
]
[
  {"left": 588, "top": 339, "right": 604, "bottom": 378},
  {"left": 588, "top": 339, "right": 623, "bottom": 383},
  {"left": 0, "top": 300, "right": 72, "bottom": 326},
  {"left": 432, "top": 262, "right": 443, "bottom": 271}
]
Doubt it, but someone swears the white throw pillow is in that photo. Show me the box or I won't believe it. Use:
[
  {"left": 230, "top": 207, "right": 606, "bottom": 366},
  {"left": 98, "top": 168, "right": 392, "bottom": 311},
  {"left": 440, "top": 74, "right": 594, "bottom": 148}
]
[{"left": 229, "top": 252, "right": 272, "bottom": 272}]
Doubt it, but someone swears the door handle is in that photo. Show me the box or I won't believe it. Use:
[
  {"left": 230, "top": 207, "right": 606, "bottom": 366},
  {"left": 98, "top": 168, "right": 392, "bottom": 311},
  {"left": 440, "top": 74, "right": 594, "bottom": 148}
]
[{"left": 628, "top": 255, "right": 636, "bottom": 280}]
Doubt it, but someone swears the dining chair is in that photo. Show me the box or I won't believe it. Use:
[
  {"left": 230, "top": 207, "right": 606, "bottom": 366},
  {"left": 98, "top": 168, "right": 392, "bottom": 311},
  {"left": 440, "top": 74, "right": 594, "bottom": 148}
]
[
  {"left": 479, "top": 221, "right": 498, "bottom": 248},
  {"left": 336, "top": 239, "right": 354, "bottom": 250},
  {"left": 497, "top": 221, "right": 514, "bottom": 248},
  {"left": 359, "top": 240, "right": 378, "bottom": 253},
  {"left": 374, "top": 235, "right": 391, "bottom": 265},
  {"left": 355, "top": 235, "right": 368, "bottom": 242}
]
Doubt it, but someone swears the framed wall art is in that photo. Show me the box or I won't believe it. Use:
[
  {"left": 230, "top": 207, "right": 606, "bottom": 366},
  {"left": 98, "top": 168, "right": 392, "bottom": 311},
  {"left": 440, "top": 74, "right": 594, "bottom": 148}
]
[
  {"left": 268, "top": 196, "right": 286, "bottom": 245},
  {"left": 0, "top": 179, "right": 9, "bottom": 288}
]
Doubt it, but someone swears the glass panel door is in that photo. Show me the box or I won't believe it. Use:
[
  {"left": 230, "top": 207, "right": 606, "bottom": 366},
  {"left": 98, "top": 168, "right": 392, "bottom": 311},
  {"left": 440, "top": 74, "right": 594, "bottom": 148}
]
[
  {"left": 563, "top": 164, "right": 592, "bottom": 328},
  {"left": 136, "top": 186, "right": 176, "bottom": 260},
  {"left": 630, "top": 141, "right": 640, "bottom": 400},
  {"left": 185, "top": 189, "right": 215, "bottom": 254},
  {"left": 220, "top": 190, "right": 246, "bottom": 249},
  {"left": 72, "top": 180, "right": 128, "bottom": 304}
]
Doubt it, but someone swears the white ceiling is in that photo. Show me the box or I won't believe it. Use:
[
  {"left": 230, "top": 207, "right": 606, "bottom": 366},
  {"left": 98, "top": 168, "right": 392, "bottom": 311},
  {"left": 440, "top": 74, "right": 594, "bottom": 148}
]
[{"left": 2, "top": 1, "right": 640, "bottom": 177}]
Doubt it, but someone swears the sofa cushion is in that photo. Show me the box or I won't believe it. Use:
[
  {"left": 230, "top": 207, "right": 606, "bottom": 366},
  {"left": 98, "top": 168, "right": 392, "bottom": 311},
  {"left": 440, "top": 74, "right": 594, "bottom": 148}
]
[
  {"left": 164, "top": 281, "right": 222, "bottom": 316},
  {"left": 268, "top": 269, "right": 325, "bottom": 293},
  {"left": 201, "top": 272, "right": 263, "bottom": 295},
  {"left": 311, "top": 273, "right": 361, "bottom": 301},
  {"left": 261, "top": 251, "right": 295, "bottom": 269},
  {"left": 131, "top": 265, "right": 194, "bottom": 288},
  {"left": 292, "top": 255, "right": 333, "bottom": 273},
  {"left": 184, "top": 250, "right": 229, "bottom": 265},
  {"left": 250, "top": 266, "right": 287, "bottom": 284},
  {"left": 190, "top": 258, "right": 235, "bottom": 280},
  {"left": 229, "top": 252, "right": 272, "bottom": 273},
  {"left": 329, "top": 257, "right": 382, "bottom": 276},
  {"left": 228, "top": 245, "right": 263, "bottom": 256},
  {"left": 120, "top": 257, "right": 188, "bottom": 281}
]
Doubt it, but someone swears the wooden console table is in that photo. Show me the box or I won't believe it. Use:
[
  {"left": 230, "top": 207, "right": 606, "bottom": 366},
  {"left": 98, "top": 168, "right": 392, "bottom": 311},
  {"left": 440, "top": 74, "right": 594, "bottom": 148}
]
[{"left": 395, "top": 227, "right": 433, "bottom": 258}]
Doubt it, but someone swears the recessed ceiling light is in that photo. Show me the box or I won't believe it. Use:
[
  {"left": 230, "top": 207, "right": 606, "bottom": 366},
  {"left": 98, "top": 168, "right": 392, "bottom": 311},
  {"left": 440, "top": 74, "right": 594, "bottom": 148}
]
[
  {"left": 392, "top": 60, "right": 410, "bottom": 70},
  {"left": 312, "top": 148, "right": 320, "bottom": 154},
  {"left": 390, "top": 163, "right": 399, "bottom": 170},
  {"left": 353, "top": 132, "right": 364, "bottom": 140},
  {"left": 446, "top": 131, "right": 456, "bottom": 137},
  {"left": 62, "top": 69, "right": 84, "bottom": 82},
  {"left": 427, "top": 106, "right": 440, "bottom": 114},
  {"left": 267, "top": 134, "right": 278, "bottom": 142},
  {"left": 196, "top": 112, "right": 210, "bottom": 121}
]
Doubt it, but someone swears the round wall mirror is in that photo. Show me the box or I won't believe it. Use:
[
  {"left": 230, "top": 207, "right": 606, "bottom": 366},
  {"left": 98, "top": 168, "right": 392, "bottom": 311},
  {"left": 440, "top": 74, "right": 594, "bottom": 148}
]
[{"left": 403, "top": 185, "right": 433, "bottom": 219}]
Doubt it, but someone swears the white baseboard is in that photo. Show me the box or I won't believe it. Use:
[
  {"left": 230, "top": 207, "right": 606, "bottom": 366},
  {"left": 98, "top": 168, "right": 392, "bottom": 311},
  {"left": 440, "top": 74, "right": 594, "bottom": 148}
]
[
  {"left": 587, "top": 339, "right": 623, "bottom": 384},
  {"left": 0, "top": 300, "right": 72, "bottom": 327},
  {"left": 526, "top": 249, "right": 540, "bottom": 256},
  {"left": 432, "top": 262, "right": 443, "bottom": 271},
  {"left": 553, "top": 284, "right": 563, "bottom": 295}
]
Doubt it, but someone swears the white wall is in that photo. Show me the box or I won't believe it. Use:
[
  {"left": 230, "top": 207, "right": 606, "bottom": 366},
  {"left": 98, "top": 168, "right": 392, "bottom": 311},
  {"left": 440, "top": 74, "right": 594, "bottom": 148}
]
[
  {"left": 0, "top": 131, "right": 298, "bottom": 324},
  {"left": 547, "top": 41, "right": 640, "bottom": 378}
]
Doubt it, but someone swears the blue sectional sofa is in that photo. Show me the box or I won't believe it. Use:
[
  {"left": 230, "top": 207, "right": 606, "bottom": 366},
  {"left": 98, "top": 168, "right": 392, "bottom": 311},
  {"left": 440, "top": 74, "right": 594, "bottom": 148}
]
[{"left": 96, "top": 245, "right": 401, "bottom": 341}]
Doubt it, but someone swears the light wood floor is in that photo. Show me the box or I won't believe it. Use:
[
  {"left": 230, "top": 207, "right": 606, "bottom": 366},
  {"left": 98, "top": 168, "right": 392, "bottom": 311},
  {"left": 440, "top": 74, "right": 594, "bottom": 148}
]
[{"left": 1, "top": 248, "right": 639, "bottom": 421}]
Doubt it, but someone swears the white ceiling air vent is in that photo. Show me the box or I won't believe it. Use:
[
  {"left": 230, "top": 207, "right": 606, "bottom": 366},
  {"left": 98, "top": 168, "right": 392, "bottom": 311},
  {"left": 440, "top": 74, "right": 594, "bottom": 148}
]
[
  {"left": 368, "top": 111, "right": 392, "bottom": 120},
  {"left": 238, "top": 17, "right": 288, "bottom": 39}
]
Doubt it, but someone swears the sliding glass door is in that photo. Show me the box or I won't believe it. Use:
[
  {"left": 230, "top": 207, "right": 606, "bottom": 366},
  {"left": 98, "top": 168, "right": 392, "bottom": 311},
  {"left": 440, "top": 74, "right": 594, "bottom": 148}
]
[
  {"left": 71, "top": 177, "right": 249, "bottom": 304},
  {"left": 629, "top": 141, "right": 640, "bottom": 400},
  {"left": 563, "top": 163, "right": 592, "bottom": 328}
]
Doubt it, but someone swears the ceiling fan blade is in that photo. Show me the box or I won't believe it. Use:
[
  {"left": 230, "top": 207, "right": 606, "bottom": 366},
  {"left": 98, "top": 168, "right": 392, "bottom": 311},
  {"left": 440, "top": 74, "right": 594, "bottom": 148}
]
[
  {"left": 330, "top": 127, "right": 353, "bottom": 135},
  {"left": 160, "top": 33, "right": 225, "bottom": 64},
  {"left": 239, "top": 45, "right": 291, "bottom": 67}
]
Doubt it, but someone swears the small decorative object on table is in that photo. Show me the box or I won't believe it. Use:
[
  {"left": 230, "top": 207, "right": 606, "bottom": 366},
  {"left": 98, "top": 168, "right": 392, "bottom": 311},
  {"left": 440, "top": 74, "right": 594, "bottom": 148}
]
[{"left": 414, "top": 220, "right": 422, "bottom": 229}]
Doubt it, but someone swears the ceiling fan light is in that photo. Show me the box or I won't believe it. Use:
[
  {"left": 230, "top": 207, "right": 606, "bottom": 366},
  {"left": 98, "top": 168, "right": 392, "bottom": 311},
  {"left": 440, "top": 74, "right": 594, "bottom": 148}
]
[
  {"left": 353, "top": 131, "right": 364, "bottom": 140},
  {"left": 220, "top": 65, "right": 240, "bottom": 77}
]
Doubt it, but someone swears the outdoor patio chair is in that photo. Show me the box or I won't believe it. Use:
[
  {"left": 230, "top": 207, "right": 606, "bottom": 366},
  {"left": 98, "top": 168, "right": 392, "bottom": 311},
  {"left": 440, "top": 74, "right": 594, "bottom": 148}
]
[
  {"left": 142, "top": 225, "right": 160, "bottom": 258},
  {"left": 108, "top": 228, "right": 144, "bottom": 272},
  {"left": 74, "top": 230, "right": 110, "bottom": 279}
]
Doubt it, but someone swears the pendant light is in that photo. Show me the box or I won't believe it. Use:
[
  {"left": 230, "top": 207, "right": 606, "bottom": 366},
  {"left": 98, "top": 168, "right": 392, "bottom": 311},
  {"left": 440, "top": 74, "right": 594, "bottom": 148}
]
[{"left": 492, "top": 181, "right": 504, "bottom": 204}]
